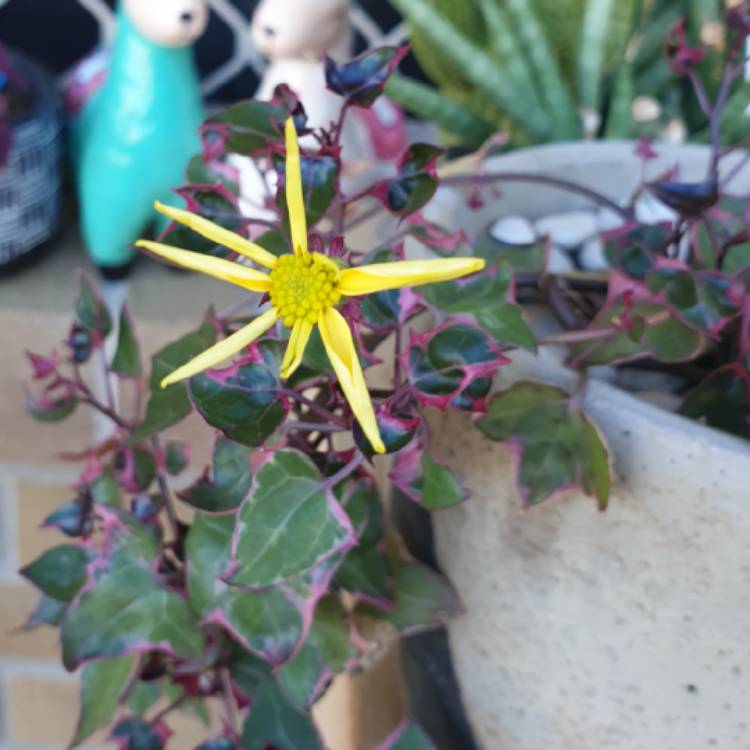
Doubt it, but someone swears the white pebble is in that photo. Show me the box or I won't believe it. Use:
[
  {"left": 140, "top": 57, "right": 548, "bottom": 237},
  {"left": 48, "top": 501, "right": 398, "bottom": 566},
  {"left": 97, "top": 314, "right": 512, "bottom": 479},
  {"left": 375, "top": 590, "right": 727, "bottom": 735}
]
[
  {"left": 578, "top": 237, "right": 609, "bottom": 271},
  {"left": 547, "top": 246, "right": 574, "bottom": 273},
  {"left": 535, "top": 211, "right": 598, "bottom": 248},
  {"left": 635, "top": 194, "right": 677, "bottom": 225},
  {"left": 489, "top": 216, "right": 537, "bottom": 245},
  {"left": 596, "top": 207, "right": 624, "bottom": 232}
]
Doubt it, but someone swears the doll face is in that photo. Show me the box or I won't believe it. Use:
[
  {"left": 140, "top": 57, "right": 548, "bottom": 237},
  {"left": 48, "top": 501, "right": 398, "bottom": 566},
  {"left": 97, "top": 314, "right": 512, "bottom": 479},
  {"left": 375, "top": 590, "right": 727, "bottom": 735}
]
[
  {"left": 124, "top": 0, "right": 209, "bottom": 48},
  {"left": 251, "top": 0, "right": 349, "bottom": 59}
]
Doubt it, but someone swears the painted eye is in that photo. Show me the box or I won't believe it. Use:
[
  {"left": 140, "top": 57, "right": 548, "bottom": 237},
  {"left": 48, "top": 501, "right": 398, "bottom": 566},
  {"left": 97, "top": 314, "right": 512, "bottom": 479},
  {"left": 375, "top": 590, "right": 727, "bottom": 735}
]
[
  {"left": 180, "top": 11, "right": 194, "bottom": 23},
  {"left": 263, "top": 25, "right": 276, "bottom": 37}
]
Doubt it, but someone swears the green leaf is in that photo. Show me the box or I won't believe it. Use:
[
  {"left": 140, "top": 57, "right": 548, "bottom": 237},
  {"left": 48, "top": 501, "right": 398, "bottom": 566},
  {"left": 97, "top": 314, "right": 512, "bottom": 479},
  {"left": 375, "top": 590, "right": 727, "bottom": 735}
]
[
  {"left": 112, "top": 306, "right": 142, "bottom": 378},
  {"left": 131, "top": 321, "right": 217, "bottom": 442},
  {"left": 90, "top": 470, "right": 121, "bottom": 506},
  {"left": 229, "top": 450, "right": 355, "bottom": 587},
  {"left": 71, "top": 656, "right": 135, "bottom": 747},
  {"left": 378, "top": 722, "right": 436, "bottom": 750},
  {"left": 241, "top": 679, "right": 323, "bottom": 750},
  {"left": 277, "top": 596, "right": 356, "bottom": 708},
  {"left": 275, "top": 151, "right": 340, "bottom": 229},
  {"left": 420, "top": 267, "right": 535, "bottom": 350},
  {"left": 207, "top": 100, "right": 288, "bottom": 156},
  {"left": 476, "top": 382, "right": 612, "bottom": 509},
  {"left": 325, "top": 46, "right": 407, "bottom": 108},
  {"left": 335, "top": 547, "right": 391, "bottom": 604},
  {"left": 20, "top": 545, "right": 89, "bottom": 602},
  {"left": 165, "top": 440, "right": 190, "bottom": 476},
  {"left": 189, "top": 342, "right": 288, "bottom": 448},
  {"left": 406, "top": 324, "right": 504, "bottom": 411},
  {"left": 473, "top": 231, "right": 548, "bottom": 275},
  {"left": 25, "top": 594, "right": 67, "bottom": 628},
  {"left": 179, "top": 438, "right": 252, "bottom": 514},
  {"left": 679, "top": 366, "right": 750, "bottom": 438},
  {"left": 186, "top": 513, "right": 321, "bottom": 665},
  {"left": 110, "top": 718, "right": 165, "bottom": 750},
  {"left": 370, "top": 563, "right": 461, "bottom": 634},
  {"left": 75, "top": 273, "right": 112, "bottom": 337},
  {"left": 128, "top": 681, "right": 162, "bottom": 718},
  {"left": 25, "top": 390, "right": 78, "bottom": 423},
  {"left": 61, "top": 511, "right": 204, "bottom": 670},
  {"left": 419, "top": 452, "right": 467, "bottom": 510},
  {"left": 374, "top": 144, "right": 442, "bottom": 218}
]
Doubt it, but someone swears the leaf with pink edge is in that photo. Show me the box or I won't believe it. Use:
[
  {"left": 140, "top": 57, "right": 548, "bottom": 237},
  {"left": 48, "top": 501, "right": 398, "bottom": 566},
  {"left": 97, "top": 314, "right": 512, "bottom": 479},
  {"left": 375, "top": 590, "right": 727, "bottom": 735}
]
[
  {"left": 405, "top": 323, "right": 507, "bottom": 412},
  {"left": 205, "top": 98, "right": 290, "bottom": 156},
  {"left": 178, "top": 438, "right": 252, "bottom": 514},
  {"left": 75, "top": 273, "right": 112, "bottom": 337},
  {"left": 419, "top": 265, "right": 535, "bottom": 350},
  {"left": 20, "top": 545, "right": 90, "bottom": 602},
  {"left": 228, "top": 450, "right": 356, "bottom": 588},
  {"left": 241, "top": 678, "right": 323, "bottom": 750},
  {"left": 132, "top": 320, "right": 217, "bottom": 442},
  {"left": 61, "top": 509, "right": 204, "bottom": 670},
  {"left": 110, "top": 717, "right": 170, "bottom": 750},
  {"left": 568, "top": 274, "right": 706, "bottom": 367},
  {"left": 111, "top": 306, "right": 142, "bottom": 378},
  {"left": 71, "top": 655, "right": 136, "bottom": 747},
  {"left": 390, "top": 444, "right": 468, "bottom": 510},
  {"left": 276, "top": 596, "right": 356, "bottom": 709},
  {"left": 325, "top": 45, "right": 408, "bottom": 107},
  {"left": 25, "top": 388, "right": 79, "bottom": 423},
  {"left": 189, "top": 342, "right": 288, "bottom": 448},
  {"left": 364, "top": 562, "right": 461, "bottom": 635},
  {"left": 186, "top": 512, "right": 338, "bottom": 665},
  {"left": 371, "top": 143, "right": 443, "bottom": 217},
  {"left": 679, "top": 364, "right": 750, "bottom": 438},
  {"left": 476, "top": 381, "right": 612, "bottom": 510},
  {"left": 376, "top": 722, "right": 436, "bottom": 750}
]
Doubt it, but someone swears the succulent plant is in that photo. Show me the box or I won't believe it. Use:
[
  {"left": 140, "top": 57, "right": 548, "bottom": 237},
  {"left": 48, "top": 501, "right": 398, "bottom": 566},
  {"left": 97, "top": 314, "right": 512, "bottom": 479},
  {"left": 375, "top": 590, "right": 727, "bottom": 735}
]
[{"left": 386, "top": 0, "right": 741, "bottom": 148}]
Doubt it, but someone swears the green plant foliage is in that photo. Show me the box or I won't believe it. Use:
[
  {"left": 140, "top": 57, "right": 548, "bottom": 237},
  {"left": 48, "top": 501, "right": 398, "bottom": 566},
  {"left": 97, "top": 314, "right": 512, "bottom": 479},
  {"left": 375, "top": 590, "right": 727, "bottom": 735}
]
[{"left": 477, "top": 382, "right": 612, "bottom": 509}]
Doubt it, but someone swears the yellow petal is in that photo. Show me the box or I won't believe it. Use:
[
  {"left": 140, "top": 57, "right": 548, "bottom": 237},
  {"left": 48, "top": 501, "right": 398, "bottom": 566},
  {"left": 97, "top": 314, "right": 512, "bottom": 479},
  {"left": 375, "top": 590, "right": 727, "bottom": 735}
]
[
  {"left": 338, "top": 257, "right": 486, "bottom": 296},
  {"left": 318, "top": 308, "right": 385, "bottom": 454},
  {"left": 279, "top": 319, "right": 313, "bottom": 379},
  {"left": 284, "top": 118, "right": 308, "bottom": 257},
  {"left": 136, "top": 240, "right": 271, "bottom": 293},
  {"left": 154, "top": 201, "right": 278, "bottom": 270},
  {"left": 161, "top": 308, "right": 279, "bottom": 388}
]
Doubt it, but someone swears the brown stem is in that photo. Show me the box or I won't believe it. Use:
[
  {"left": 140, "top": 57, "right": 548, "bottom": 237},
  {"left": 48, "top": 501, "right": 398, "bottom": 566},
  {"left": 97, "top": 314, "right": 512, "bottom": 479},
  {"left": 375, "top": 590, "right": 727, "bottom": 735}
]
[
  {"left": 149, "top": 692, "right": 187, "bottom": 726},
  {"left": 150, "top": 436, "right": 181, "bottom": 541}
]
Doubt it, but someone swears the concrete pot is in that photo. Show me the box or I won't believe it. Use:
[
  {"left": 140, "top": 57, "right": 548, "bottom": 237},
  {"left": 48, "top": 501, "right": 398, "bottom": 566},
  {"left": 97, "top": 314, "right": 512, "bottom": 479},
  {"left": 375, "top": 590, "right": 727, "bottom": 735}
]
[{"left": 403, "top": 142, "right": 750, "bottom": 750}]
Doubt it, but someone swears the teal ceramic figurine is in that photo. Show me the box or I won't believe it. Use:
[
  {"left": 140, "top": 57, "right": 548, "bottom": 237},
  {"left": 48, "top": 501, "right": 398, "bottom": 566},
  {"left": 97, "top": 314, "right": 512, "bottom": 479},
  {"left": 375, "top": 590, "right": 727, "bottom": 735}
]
[{"left": 73, "top": 0, "right": 208, "bottom": 278}]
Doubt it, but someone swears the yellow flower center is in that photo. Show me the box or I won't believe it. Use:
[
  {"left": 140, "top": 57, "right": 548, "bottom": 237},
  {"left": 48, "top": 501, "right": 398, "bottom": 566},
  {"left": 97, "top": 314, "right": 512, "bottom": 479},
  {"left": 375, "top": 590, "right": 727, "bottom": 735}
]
[{"left": 269, "top": 253, "right": 341, "bottom": 327}]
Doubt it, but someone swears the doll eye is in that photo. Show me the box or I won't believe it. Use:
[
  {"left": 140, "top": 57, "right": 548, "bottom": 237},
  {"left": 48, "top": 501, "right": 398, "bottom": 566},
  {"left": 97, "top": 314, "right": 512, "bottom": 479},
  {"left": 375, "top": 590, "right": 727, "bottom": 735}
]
[{"left": 263, "top": 25, "right": 276, "bottom": 37}]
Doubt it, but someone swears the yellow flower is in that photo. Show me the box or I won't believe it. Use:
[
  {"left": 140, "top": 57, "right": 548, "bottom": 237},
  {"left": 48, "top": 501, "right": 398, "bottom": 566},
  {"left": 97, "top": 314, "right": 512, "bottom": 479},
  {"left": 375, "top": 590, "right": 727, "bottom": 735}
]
[{"left": 136, "top": 118, "right": 484, "bottom": 454}]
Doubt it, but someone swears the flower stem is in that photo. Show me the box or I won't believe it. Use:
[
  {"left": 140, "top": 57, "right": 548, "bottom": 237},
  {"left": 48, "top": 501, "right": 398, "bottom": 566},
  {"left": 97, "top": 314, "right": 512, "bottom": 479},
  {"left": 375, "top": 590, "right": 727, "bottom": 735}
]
[{"left": 321, "top": 453, "right": 365, "bottom": 493}]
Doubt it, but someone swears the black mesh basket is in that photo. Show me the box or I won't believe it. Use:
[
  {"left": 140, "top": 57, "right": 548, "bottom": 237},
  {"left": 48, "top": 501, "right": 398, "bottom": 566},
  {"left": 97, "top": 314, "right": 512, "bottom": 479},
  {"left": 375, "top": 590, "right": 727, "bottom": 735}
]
[{"left": 0, "top": 52, "right": 62, "bottom": 268}]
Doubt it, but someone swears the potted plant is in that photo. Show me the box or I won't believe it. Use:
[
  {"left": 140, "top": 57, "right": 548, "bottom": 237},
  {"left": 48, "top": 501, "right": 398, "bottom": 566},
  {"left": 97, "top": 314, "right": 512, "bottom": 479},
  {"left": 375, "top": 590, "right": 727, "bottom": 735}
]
[
  {"left": 386, "top": 0, "right": 746, "bottom": 148},
  {"left": 383, "top": 4, "right": 750, "bottom": 748},
  {"left": 19, "top": 49, "right": 548, "bottom": 749}
]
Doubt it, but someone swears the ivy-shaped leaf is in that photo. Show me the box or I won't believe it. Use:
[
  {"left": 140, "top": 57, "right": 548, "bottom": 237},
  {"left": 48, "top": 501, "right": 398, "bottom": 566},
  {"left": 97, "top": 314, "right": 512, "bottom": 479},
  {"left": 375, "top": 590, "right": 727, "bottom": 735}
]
[
  {"left": 365, "top": 562, "right": 461, "bottom": 635},
  {"left": 75, "top": 272, "right": 112, "bottom": 337},
  {"left": 325, "top": 46, "right": 408, "bottom": 107},
  {"left": 476, "top": 381, "right": 612, "bottom": 509},
  {"left": 371, "top": 144, "right": 443, "bottom": 217},
  {"left": 376, "top": 722, "right": 436, "bottom": 750},
  {"left": 61, "top": 509, "right": 204, "bottom": 670},
  {"left": 71, "top": 656, "right": 136, "bottom": 747},
  {"left": 178, "top": 438, "right": 252, "bottom": 514},
  {"left": 111, "top": 306, "right": 142, "bottom": 378},
  {"left": 20, "top": 545, "right": 90, "bottom": 602},
  {"left": 25, "top": 389, "right": 78, "bottom": 423},
  {"left": 241, "top": 679, "right": 323, "bottom": 750},
  {"left": 205, "top": 98, "right": 290, "bottom": 156},
  {"left": 189, "top": 342, "right": 288, "bottom": 448},
  {"left": 391, "top": 444, "right": 468, "bottom": 510},
  {"left": 276, "top": 596, "right": 357, "bottom": 709},
  {"left": 187, "top": 513, "right": 337, "bottom": 665},
  {"left": 228, "top": 450, "right": 355, "bottom": 588},
  {"left": 110, "top": 717, "right": 169, "bottom": 750},
  {"left": 405, "top": 323, "right": 507, "bottom": 411},
  {"left": 419, "top": 265, "right": 535, "bottom": 350},
  {"left": 275, "top": 149, "right": 340, "bottom": 229},
  {"left": 132, "top": 320, "right": 217, "bottom": 442}
]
